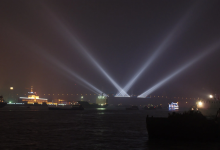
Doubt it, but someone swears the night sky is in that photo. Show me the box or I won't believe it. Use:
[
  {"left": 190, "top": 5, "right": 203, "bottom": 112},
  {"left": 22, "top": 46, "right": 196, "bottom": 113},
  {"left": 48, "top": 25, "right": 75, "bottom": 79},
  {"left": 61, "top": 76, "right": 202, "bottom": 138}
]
[{"left": 1, "top": 0, "right": 220, "bottom": 98}]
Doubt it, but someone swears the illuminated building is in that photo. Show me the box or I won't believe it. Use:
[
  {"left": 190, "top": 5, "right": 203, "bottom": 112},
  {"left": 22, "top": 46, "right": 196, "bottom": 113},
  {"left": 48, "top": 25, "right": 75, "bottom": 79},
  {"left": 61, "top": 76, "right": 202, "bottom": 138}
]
[{"left": 19, "top": 86, "right": 48, "bottom": 104}]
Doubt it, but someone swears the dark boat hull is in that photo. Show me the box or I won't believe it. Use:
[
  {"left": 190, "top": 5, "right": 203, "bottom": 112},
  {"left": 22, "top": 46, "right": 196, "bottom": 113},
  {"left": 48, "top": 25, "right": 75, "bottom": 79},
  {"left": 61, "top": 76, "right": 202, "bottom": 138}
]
[
  {"left": 77, "top": 101, "right": 108, "bottom": 108},
  {"left": 126, "top": 106, "right": 139, "bottom": 110},
  {"left": 49, "top": 106, "right": 84, "bottom": 110},
  {"left": 126, "top": 108, "right": 139, "bottom": 110},
  {"left": 82, "top": 105, "right": 108, "bottom": 108},
  {"left": 146, "top": 115, "right": 220, "bottom": 141},
  {"left": 143, "top": 107, "right": 156, "bottom": 110}
]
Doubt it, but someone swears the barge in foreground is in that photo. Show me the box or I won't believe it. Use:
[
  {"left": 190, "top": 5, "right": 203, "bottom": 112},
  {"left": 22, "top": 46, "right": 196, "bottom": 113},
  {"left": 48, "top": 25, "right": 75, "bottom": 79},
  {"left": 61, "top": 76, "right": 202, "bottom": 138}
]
[{"left": 146, "top": 110, "right": 220, "bottom": 141}]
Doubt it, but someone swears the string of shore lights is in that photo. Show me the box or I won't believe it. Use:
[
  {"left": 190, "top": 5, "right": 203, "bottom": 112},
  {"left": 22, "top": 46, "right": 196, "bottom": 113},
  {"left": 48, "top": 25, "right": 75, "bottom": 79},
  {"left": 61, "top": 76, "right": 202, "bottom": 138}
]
[{"left": 14, "top": 93, "right": 200, "bottom": 100}]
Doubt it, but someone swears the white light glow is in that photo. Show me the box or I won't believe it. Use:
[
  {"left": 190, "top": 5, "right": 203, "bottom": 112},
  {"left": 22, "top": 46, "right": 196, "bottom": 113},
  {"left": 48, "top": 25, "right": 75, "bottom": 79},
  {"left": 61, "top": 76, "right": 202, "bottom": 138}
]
[
  {"left": 116, "top": 7, "right": 193, "bottom": 97},
  {"left": 73, "top": 39, "right": 129, "bottom": 97},
  {"left": 24, "top": 41, "right": 108, "bottom": 96},
  {"left": 198, "top": 101, "right": 202, "bottom": 106},
  {"left": 138, "top": 41, "right": 220, "bottom": 98},
  {"left": 46, "top": 9, "right": 129, "bottom": 97},
  {"left": 209, "top": 95, "right": 213, "bottom": 98},
  {"left": 169, "top": 102, "right": 179, "bottom": 110},
  {"left": 19, "top": 97, "right": 48, "bottom": 100},
  {"left": 14, "top": 10, "right": 109, "bottom": 97}
]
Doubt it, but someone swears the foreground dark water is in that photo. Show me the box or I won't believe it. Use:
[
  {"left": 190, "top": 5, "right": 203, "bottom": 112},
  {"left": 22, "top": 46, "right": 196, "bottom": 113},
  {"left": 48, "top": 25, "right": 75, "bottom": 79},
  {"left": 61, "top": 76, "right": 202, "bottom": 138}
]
[{"left": 0, "top": 108, "right": 220, "bottom": 150}]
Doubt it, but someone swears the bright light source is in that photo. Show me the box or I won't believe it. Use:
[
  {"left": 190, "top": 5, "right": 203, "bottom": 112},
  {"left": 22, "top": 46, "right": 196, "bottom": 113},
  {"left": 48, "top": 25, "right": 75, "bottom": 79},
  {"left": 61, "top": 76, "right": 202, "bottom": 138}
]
[
  {"left": 209, "top": 95, "right": 213, "bottom": 98},
  {"left": 10, "top": 87, "right": 13, "bottom": 90},
  {"left": 198, "top": 101, "right": 202, "bottom": 106},
  {"left": 138, "top": 41, "right": 220, "bottom": 98}
]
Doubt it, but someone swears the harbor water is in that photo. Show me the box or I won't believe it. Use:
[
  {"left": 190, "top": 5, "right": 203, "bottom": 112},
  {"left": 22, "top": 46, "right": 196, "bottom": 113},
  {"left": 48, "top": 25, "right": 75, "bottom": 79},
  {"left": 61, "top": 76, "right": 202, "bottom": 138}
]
[{"left": 0, "top": 108, "right": 219, "bottom": 150}]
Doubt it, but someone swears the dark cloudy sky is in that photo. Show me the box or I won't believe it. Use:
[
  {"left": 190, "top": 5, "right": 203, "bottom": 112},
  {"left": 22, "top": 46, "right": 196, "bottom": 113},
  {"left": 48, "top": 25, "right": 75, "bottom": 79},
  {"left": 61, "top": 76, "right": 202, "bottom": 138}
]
[{"left": 0, "top": 0, "right": 220, "bottom": 97}]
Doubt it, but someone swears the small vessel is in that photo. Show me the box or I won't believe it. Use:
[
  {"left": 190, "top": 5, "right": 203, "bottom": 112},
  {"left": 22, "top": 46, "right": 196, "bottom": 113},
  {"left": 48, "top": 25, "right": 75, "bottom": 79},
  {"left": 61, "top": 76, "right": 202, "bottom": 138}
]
[
  {"left": 48, "top": 105, "right": 84, "bottom": 110},
  {"left": 0, "top": 95, "right": 7, "bottom": 108},
  {"left": 126, "top": 106, "right": 139, "bottom": 110},
  {"left": 157, "top": 105, "right": 162, "bottom": 109},
  {"left": 143, "top": 106, "right": 156, "bottom": 110},
  {"left": 77, "top": 95, "right": 108, "bottom": 108},
  {"left": 169, "top": 102, "right": 179, "bottom": 110},
  {"left": 77, "top": 101, "right": 108, "bottom": 108}
]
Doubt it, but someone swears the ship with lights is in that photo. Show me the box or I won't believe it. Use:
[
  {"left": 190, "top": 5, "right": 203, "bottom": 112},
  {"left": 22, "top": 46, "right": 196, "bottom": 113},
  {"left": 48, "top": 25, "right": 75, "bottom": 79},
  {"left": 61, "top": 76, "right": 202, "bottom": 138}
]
[
  {"left": 18, "top": 86, "right": 49, "bottom": 104},
  {"left": 2, "top": 86, "right": 55, "bottom": 110},
  {"left": 77, "top": 95, "right": 108, "bottom": 108},
  {"left": 169, "top": 102, "right": 179, "bottom": 110}
]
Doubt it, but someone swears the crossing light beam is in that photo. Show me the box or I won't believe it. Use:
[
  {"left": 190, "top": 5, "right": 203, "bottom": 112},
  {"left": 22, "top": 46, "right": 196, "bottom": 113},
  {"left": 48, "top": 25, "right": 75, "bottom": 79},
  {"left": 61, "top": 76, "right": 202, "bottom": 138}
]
[
  {"left": 138, "top": 41, "right": 220, "bottom": 98},
  {"left": 45, "top": 8, "right": 129, "bottom": 97},
  {"left": 116, "top": 5, "right": 197, "bottom": 97}
]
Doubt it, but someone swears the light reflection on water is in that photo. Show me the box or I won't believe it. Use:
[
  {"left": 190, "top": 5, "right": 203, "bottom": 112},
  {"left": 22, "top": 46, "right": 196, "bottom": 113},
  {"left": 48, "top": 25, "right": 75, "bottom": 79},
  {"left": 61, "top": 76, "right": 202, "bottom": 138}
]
[
  {"left": 96, "top": 108, "right": 106, "bottom": 110},
  {"left": 0, "top": 109, "right": 219, "bottom": 149}
]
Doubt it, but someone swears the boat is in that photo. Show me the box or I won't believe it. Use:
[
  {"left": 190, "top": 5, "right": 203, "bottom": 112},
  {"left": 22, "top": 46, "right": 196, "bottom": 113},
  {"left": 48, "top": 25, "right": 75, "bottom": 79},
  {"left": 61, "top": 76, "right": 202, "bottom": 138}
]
[
  {"left": 169, "top": 102, "right": 179, "bottom": 110},
  {"left": 77, "top": 95, "right": 109, "bottom": 108},
  {"left": 77, "top": 101, "right": 108, "bottom": 108},
  {"left": 143, "top": 106, "right": 156, "bottom": 110},
  {"left": 126, "top": 106, "right": 139, "bottom": 110},
  {"left": 48, "top": 105, "right": 84, "bottom": 110},
  {"left": 197, "top": 94, "right": 220, "bottom": 116},
  {"left": 0, "top": 95, "right": 7, "bottom": 108},
  {"left": 146, "top": 110, "right": 220, "bottom": 141},
  {"left": 157, "top": 105, "right": 162, "bottom": 109}
]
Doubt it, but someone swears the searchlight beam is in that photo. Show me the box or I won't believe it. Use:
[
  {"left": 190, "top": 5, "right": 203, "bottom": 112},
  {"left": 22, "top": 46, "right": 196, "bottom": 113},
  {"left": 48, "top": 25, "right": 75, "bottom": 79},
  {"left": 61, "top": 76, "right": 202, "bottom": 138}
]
[
  {"left": 20, "top": 35, "right": 107, "bottom": 96},
  {"left": 46, "top": 9, "right": 129, "bottom": 97},
  {"left": 138, "top": 41, "right": 220, "bottom": 98},
  {"left": 116, "top": 5, "right": 198, "bottom": 97},
  {"left": 42, "top": 51, "right": 108, "bottom": 96}
]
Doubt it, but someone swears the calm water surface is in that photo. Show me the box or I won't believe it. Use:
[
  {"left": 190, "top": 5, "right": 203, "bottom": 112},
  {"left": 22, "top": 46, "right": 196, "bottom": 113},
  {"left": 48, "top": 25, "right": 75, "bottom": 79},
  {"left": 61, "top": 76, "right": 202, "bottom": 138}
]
[{"left": 0, "top": 108, "right": 219, "bottom": 150}]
